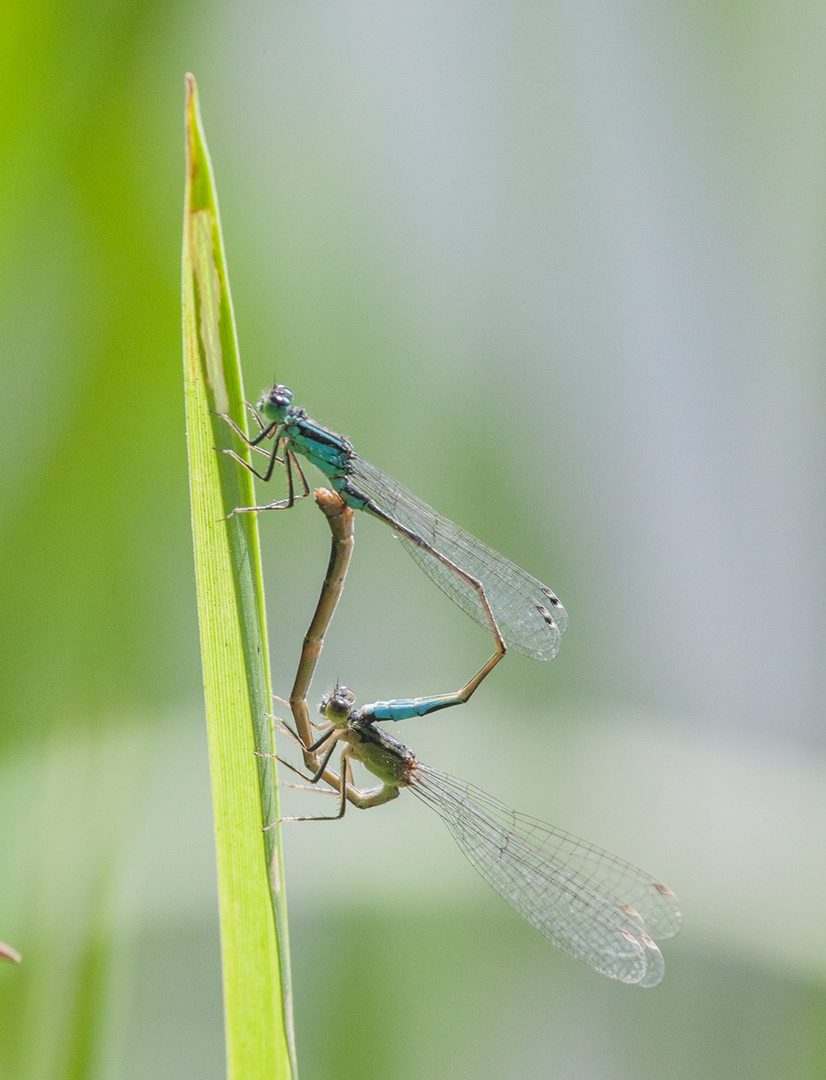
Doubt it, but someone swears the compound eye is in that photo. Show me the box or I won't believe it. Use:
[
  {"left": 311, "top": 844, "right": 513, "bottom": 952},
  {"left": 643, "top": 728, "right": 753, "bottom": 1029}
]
[{"left": 270, "top": 384, "right": 293, "bottom": 409}]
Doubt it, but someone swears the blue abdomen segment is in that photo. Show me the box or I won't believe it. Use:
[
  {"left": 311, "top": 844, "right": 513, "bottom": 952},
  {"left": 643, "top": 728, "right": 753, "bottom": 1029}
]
[{"left": 361, "top": 694, "right": 463, "bottom": 722}]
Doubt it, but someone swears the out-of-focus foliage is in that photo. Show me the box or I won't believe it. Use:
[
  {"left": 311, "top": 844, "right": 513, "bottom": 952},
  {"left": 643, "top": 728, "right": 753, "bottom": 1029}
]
[
  {"left": 0, "top": 4, "right": 202, "bottom": 1077},
  {"left": 2, "top": 1, "right": 826, "bottom": 1078}
]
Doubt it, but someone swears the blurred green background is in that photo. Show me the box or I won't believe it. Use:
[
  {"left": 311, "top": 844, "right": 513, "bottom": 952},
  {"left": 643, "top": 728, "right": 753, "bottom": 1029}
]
[{"left": 2, "top": 2, "right": 826, "bottom": 1078}]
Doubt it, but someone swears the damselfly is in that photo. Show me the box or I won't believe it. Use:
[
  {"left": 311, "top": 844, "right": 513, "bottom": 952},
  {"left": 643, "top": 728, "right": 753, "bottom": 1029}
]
[
  {"left": 223, "top": 386, "right": 566, "bottom": 668},
  {"left": 268, "top": 489, "right": 680, "bottom": 986},
  {"left": 274, "top": 685, "right": 681, "bottom": 988}
]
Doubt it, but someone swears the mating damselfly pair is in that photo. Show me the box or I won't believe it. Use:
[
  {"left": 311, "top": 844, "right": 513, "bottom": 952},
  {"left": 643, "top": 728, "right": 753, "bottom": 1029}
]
[{"left": 223, "top": 388, "right": 680, "bottom": 987}]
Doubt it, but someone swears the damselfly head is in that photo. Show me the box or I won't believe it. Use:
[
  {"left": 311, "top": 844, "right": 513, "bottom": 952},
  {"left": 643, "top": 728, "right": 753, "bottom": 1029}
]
[
  {"left": 258, "top": 384, "right": 293, "bottom": 421},
  {"left": 319, "top": 684, "right": 356, "bottom": 726}
]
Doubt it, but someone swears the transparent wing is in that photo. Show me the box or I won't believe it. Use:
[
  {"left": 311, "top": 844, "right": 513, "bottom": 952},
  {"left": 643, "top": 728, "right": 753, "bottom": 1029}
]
[
  {"left": 348, "top": 456, "right": 567, "bottom": 661},
  {"left": 409, "top": 764, "right": 680, "bottom": 987}
]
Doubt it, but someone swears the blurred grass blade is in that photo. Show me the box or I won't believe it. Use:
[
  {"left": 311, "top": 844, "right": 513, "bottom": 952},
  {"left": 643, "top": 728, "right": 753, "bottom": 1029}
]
[
  {"left": 0, "top": 942, "right": 21, "bottom": 964},
  {"left": 182, "top": 73, "right": 296, "bottom": 1080},
  {"left": 9, "top": 730, "right": 148, "bottom": 1080}
]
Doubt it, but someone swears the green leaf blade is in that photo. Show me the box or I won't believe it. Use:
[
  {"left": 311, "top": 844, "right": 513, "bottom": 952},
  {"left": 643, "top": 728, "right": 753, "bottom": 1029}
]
[{"left": 182, "top": 73, "right": 295, "bottom": 1080}]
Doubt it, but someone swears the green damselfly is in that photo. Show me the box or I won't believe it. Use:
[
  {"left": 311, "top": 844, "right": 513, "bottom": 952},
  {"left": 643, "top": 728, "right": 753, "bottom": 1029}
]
[
  {"left": 268, "top": 491, "right": 680, "bottom": 987},
  {"left": 223, "top": 386, "right": 567, "bottom": 669},
  {"left": 274, "top": 685, "right": 680, "bottom": 988}
]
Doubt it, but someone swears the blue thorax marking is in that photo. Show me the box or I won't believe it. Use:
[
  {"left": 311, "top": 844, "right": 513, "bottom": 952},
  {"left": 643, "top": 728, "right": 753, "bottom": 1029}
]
[
  {"left": 284, "top": 409, "right": 352, "bottom": 479},
  {"left": 280, "top": 409, "right": 375, "bottom": 511}
]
